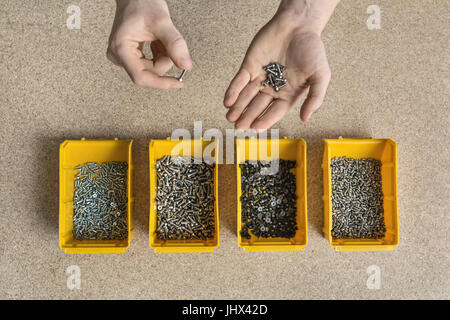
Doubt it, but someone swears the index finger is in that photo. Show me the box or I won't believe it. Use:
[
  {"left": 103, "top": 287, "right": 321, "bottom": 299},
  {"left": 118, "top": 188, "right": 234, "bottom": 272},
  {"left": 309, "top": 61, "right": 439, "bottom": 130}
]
[{"left": 224, "top": 69, "right": 250, "bottom": 107}]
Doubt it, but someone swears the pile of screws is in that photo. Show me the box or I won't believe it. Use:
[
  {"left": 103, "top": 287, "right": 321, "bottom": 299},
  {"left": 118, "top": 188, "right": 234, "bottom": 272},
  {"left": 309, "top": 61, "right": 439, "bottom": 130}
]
[
  {"left": 240, "top": 159, "right": 298, "bottom": 239},
  {"left": 73, "top": 162, "right": 128, "bottom": 240},
  {"left": 156, "top": 156, "right": 215, "bottom": 240},
  {"left": 331, "top": 157, "right": 386, "bottom": 239},
  {"left": 262, "top": 62, "right": 287, "bottom": 92}
]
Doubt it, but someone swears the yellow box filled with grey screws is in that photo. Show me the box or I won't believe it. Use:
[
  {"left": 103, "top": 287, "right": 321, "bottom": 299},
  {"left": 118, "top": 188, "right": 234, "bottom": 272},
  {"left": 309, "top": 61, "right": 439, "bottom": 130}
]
[{"left": 59, "top": 138, "right": 134, "bottom": 254}]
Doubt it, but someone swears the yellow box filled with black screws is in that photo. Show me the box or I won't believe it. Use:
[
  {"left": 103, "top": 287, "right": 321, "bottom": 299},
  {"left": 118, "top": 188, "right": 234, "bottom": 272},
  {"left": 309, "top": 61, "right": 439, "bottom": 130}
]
[
  {"left": 59, "top": 138, "right": 134, "bottom": 254},
  {"left": 149, "top": 138, "right": 220, "bottom": 252},
  {"left": 236, "top": 137, "right": 308, "bottom": 251}
]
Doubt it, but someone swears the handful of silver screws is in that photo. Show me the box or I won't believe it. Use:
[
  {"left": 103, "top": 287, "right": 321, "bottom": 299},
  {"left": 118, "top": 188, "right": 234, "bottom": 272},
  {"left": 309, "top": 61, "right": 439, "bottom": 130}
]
[
  {"left": 156, "top": 156, "right": 215, "bottom": 240},
  {"left": 262, "top": 62, "right": 287, "bottom": 92},
  {"left": 331, "top": 157, "right": 386, "bottom": 239},
  {"left": 73, "top": 162, "right": 128, "bottom": 240}
]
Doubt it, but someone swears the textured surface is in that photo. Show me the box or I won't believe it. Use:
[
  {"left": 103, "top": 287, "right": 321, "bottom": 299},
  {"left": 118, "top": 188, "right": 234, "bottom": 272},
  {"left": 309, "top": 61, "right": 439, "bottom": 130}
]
[{"left": 0, "top": 0, "right": 449, "bottom": 299}]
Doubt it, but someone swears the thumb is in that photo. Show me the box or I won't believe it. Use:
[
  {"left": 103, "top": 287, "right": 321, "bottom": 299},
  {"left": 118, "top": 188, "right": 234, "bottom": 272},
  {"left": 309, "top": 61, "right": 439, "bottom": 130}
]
[{"left": 155, "top": 22, "right": 192, "bottom": 70}]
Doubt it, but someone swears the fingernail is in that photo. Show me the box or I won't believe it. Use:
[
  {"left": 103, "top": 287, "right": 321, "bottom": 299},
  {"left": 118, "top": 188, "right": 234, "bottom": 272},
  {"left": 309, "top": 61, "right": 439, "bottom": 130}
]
[
  {"left": 251, "top": 127, "right": 265, "bottom": 133},
  {"left": 180, "top": 57, "right": 192, "bottom": 69}
]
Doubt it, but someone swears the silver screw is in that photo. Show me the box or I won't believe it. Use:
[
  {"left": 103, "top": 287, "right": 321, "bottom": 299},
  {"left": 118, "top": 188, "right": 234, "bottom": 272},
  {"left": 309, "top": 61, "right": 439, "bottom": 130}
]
[{"left": 178, "top": 69, "right": 187, "bottom": 82}]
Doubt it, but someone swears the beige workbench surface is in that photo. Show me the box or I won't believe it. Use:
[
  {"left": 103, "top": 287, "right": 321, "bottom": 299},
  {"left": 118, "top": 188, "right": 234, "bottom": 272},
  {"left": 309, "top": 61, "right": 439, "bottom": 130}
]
[{"left": 1, "top": 0, "right": 449, "bottom": 299}]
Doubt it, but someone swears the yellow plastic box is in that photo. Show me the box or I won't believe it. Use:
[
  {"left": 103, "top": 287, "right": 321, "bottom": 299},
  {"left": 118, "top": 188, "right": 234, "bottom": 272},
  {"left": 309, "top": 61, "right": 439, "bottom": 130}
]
[
  {"left": 149, "top": 138, "right": 220, "bottom": 252},
  {"left": 59, "top": 138, "right": 134, "bottom": 254},
  {"left": 322, "top": 137, "right": 399, "bottom": 251},
  {"left": 236, "top": 137, "right": 307, "bottom": 251}
]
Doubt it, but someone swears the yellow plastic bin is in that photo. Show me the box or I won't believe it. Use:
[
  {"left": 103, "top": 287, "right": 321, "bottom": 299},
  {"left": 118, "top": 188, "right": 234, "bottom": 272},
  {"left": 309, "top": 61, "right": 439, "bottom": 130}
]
[
  {"left": 322, "top": 137, "right": 399, "bottom": 251},
  {"left": 59, "top": 138, "right": 134, "bottom": 254},
  {"left": 236, "top": 137, "right": 307, "bottom": 251},
  {"left": 149, "top": 138, "right": 220, "bottom": 252}
]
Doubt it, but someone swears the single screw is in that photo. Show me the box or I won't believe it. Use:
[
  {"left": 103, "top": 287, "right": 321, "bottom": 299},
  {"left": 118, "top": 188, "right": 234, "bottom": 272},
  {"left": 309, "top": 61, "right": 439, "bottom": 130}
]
[{"left": 178, "top": 69, "right": 187, "bottom": 82}]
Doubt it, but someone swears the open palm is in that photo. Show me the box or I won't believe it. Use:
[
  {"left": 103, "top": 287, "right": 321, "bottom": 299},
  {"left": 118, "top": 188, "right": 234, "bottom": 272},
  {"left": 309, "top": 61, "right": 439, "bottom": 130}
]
[{"left": 224, "top": 18, "right": 331, "bottom": 130}]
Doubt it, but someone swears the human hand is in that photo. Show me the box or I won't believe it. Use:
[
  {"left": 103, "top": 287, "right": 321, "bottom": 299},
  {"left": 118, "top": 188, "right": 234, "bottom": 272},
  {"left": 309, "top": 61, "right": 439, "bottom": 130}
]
[
  {"left": 224, "top": 0, "right": 339, "bottom": 130},
  {"left": 107, "top": 0, "right": 192, "bottom": 89}
]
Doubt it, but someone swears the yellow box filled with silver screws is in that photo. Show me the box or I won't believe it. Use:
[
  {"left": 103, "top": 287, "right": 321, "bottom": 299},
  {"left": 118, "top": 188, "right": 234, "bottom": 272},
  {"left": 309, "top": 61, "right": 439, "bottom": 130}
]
[
  {"left": 322, "top": 137, "right": 399, "bottom": 251},
  {"left": 149, "top": 138, "right": 220, "bottom": 252}
]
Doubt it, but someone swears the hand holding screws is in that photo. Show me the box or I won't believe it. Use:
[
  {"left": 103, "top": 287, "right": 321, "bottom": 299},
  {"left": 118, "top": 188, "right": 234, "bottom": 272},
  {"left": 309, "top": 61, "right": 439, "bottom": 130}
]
[{"left": 262, "top": 62, "right": 287, "bottom": 92}]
